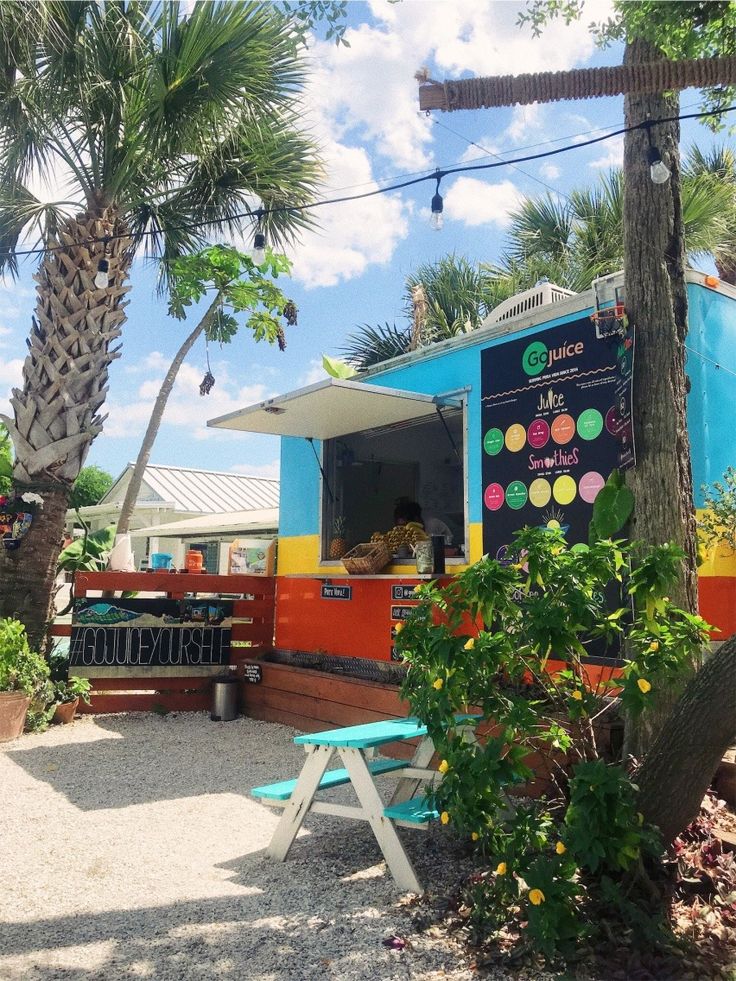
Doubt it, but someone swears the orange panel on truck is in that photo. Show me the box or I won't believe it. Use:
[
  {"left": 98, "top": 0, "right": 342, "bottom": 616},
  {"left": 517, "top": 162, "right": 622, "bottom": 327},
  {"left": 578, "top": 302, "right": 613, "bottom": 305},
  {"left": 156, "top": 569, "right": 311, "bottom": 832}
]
[{"left": 274, "top": 577, "right": 449, "bottom": 662}]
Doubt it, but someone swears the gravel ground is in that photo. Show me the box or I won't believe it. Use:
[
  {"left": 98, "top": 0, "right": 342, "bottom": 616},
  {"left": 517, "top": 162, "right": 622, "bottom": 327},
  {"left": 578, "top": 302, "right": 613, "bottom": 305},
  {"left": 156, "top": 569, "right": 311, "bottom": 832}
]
[{"left": 0, "top": 712, "right": 491, "bottom": 981}]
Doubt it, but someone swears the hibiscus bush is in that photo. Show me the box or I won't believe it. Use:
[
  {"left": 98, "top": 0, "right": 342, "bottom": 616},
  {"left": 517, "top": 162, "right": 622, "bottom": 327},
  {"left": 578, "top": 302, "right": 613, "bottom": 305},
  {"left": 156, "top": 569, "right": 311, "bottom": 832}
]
[{"left": 396, "top": 526, "right": 711, "bottom": 959}]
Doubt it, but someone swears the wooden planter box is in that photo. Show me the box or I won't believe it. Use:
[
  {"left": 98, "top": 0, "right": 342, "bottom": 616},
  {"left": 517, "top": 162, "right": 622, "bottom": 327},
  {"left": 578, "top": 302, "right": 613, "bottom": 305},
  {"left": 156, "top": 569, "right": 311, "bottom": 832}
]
[{"left": 242, "top": 659, "right": 592, "bottom": 797}]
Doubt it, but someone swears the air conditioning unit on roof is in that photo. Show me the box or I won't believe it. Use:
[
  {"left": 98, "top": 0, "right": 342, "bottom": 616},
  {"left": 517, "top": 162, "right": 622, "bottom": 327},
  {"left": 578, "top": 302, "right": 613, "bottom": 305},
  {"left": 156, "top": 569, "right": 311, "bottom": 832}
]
[{"left": 487, "top": 281, "right": 576, "bottom": 326}]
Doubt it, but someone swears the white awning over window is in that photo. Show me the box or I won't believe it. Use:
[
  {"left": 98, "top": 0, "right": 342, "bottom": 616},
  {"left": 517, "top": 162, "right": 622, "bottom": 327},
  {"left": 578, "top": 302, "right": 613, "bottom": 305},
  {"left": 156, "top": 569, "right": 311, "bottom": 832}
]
[{"left": 207, "top": 378, "right": 460, "bottom": 440}]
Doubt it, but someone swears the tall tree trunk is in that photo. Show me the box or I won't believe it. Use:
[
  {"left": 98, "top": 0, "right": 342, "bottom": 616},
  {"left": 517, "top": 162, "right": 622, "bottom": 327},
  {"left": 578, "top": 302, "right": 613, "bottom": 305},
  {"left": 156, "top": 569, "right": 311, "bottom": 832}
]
[
  {"left": 622, "top": 39, "right": 699, "bottom": 758},
  {"left": 636, "top": 633, "right": 736, "bottom": 846},
  {"left": 0, "top": 209, "right": 131, "bottom": 651},
  {"left": 115, "top": 294, "right": 222, "bottom": 538}
]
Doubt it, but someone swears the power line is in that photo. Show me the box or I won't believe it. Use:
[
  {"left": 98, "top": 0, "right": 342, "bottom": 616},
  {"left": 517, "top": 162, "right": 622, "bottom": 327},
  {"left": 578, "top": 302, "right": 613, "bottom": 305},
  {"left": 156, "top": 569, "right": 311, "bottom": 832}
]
[
  {"left": 3, "top": 103, "right": 733, "bottom": 262},
  {"left": 686, "top": 345, "right": 736, "bottom": 379}
]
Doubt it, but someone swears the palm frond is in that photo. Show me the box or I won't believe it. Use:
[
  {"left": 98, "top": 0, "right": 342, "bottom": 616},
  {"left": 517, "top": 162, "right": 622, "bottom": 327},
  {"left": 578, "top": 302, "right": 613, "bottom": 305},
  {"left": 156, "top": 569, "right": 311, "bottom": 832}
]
[
  {"left": 340, "top": 323, "right": 411, "bottom": 370},
  {"left": 505, "top": 194, "right": 573, "bottom": 265}
]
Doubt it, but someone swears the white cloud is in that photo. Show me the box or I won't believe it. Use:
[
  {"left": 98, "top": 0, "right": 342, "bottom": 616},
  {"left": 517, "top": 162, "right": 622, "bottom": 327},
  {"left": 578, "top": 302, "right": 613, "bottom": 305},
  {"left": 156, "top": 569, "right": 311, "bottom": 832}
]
[
  {"left": 443, "top": 177, "right": 523, "bottom": 228},
  {"left": 540, "top": 163, "right": 561, "bottom": 180},
  {"left": 284, "top": 0, "right": 613, "bottom": 289},
  {"left": 231, "top": 460, "right": 280, "bottom": 480},
  {"left": 299, "top": 358, "right": 328, "bottom": 387},
  {"left": 287, "top": 141, "right": 409, "bottom": 289},
  {"left": 369, "top": 0, "right": 613, "bottom": 79},
  {"left": 104, "top": 363, "right": 273, "bottom": 442},
  {"left": 590, "top": 136, "right": 624, "bottom": 169}
]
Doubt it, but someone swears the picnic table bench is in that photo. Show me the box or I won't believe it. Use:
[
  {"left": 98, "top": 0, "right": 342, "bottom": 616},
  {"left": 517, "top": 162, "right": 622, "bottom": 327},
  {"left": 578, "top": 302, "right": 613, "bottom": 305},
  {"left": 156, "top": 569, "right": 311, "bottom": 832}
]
[{"left": 252, "top": 716, "right": 478, "bottom": 893}]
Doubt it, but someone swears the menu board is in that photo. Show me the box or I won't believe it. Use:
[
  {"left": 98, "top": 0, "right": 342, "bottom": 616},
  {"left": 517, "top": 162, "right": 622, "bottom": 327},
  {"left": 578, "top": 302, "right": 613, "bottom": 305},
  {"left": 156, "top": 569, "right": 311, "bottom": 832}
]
[{"left": 481, "top": 317, "right": 634, "bottom": 560}]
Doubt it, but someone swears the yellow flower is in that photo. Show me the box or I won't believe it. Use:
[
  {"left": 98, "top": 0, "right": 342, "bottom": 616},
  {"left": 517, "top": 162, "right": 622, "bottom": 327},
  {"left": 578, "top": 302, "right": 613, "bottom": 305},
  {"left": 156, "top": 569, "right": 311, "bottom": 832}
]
[
  {"left": 440, "top": 811, "right": 450, "bottom": 825},
  {"left": 394, "top": 622, "right": 404, "bottom": 634},
  {"left": 433, "top": 678, "right": 444, "bottom": 691},
  {"left": 637, "top": 678, "right": 652, "bottom": 693},
  {"left": 471, "top": 832, "right": 479, "bottom": 842},
  {"left": 495, "top": 862, "right": 507, "bottom": 876},
  {"left": 438, "top": 759, "right": 450, "bottom": 774},
  {"left": 555, "top": 841, "right": 566, "bottom": 855},
  {"left": 647, "top": 641, "right": 659, "bottom": 651},
  {"left": 529, "top": 888, "right": 545, "bottom": 906},
  {"left": 571, "top": 689, "right": 583, "bottom": 701},
  {"left": 463, "top": 637, "right": 475, "bottom": 650}
]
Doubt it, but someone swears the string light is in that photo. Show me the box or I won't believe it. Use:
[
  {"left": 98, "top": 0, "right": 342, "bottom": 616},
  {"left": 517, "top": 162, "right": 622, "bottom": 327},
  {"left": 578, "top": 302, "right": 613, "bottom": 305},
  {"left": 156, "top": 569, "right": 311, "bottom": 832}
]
[
  {"left": 430, "top": 172, "right": 444, "bottom": 231},
  {"left": 94, "top": 258, "right": 110, "bottom": 289},
  {"left": 644, "top": 121, "right": 671, "bottom": 184},
  {"left": 0, "top": 104, "right": 732, "bottom": 263},
  {"left": 251, "top": 230, "right": 266, "bottom": 264}
]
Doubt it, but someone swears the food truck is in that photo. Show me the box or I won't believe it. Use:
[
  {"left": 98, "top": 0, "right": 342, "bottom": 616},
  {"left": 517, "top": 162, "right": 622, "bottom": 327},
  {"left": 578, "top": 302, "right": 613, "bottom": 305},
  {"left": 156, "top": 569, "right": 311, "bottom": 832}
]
[{"left": 209, "top": 269, "right": 736, "bottom": 669}]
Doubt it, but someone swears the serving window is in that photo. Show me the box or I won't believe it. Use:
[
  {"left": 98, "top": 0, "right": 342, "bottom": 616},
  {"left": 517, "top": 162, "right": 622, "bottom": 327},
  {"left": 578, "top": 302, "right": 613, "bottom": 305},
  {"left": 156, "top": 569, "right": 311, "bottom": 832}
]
[{"left": 321, "top": 405, "right": 466, "bottom": 561}]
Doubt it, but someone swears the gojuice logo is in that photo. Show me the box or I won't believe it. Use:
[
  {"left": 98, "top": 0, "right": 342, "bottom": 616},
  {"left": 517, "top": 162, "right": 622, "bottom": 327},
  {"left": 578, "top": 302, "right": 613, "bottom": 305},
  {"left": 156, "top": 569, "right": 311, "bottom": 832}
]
[{"left": 522, "top": 338, "right": 584, "bottom": 376}]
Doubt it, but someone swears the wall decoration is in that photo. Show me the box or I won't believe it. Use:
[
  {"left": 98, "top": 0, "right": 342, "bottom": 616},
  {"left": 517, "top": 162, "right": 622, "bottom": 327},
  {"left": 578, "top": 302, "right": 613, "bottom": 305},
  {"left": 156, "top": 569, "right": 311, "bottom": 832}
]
[{"left": 70, "top": 597, "right": 233, "bottom": 668}]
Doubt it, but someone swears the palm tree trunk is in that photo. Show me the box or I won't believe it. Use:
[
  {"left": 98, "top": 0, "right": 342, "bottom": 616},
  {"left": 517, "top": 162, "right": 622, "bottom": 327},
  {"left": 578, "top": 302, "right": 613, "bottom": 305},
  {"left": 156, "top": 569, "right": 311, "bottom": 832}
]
[
  {"left": 0, "top": 208, "right": 131, "bottom": 651},
  {"left": 115, "top": 294, "right": 222, "bottom": 538},
  {"left": 636, "top": 632, "right": 736, "bottom": 846},
  {"left": 622, "top": 39, "right": 698, "bottom": 758}
]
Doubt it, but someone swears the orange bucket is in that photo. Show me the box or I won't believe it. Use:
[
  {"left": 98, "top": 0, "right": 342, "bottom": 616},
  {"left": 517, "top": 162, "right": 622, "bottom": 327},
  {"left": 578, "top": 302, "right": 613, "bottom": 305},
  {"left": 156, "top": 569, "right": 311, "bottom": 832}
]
[{"left": 186, "top": 550, "right": 204, "bottom": 573}]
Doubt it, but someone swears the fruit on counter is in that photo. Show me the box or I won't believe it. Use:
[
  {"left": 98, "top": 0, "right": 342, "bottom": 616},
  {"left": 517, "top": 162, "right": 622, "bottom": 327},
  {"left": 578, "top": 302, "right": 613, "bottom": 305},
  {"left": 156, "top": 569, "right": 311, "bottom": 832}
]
[
  {"left": 329, "top": 515, "right": 348, "bottom": 559},
  {"left": 371, "top": 523, "right": 429, "bottom": 551}
]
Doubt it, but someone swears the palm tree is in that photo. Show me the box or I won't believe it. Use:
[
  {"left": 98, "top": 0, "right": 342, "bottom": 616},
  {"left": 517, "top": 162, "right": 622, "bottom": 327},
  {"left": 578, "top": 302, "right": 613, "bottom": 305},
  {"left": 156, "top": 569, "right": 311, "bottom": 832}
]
[
  {"left": 0, "top": 1, "right": 321, "bottom": 648},
  {"left": 682, "top": 144, "right": 736, "bottom": 283},
  {"left": 343, "top": 156, "right": 734, "bottom": 373},
  {"left": 341, "top": 255, "right": 517, "bottom": 370}
]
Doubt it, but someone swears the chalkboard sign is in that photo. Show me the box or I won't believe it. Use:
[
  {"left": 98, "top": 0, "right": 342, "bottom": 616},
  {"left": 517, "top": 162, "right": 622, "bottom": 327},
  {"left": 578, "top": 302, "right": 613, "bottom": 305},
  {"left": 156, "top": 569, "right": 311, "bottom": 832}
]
[
  {"left": 243, "top": 663, "right": 263, "bottom": 684},
  {"left": 390, "top": 605, "right": 416, "bottom": 622},
  {"left": 70, "top": 598, "right": 233, "bottom": 668},
  {"left": 391, "top": 585, "right": 418, "bottom": 601},
  {"left": 321, "top": 583, "right": 352, "bottom": 601}
]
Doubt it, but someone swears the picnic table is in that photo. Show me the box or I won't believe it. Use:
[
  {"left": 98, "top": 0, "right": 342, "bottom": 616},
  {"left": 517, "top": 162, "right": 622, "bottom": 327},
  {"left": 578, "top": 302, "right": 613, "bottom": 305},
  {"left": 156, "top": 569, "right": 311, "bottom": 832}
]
[{"left": 252, "top": 716, "right": 477, "bottom": 893}]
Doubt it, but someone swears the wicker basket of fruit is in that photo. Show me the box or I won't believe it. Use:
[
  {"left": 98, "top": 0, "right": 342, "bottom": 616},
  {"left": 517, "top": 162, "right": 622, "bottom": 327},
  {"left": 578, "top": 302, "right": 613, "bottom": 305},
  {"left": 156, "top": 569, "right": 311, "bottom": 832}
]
[{"left": 341, "top": 541, "right": 391, "bottom": 575}]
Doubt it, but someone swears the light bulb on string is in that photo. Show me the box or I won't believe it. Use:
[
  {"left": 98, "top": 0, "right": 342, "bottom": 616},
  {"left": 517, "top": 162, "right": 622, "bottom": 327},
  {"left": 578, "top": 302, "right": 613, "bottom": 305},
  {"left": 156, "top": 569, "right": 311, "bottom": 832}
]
[
  {"left": 644, "top": 122, "right": 671, "bottom": 185},
  {"left": 430, "top": 171, "right": 444, "bottom": 231},
  {"left": 94, "top": 258, "right": 110, "bottom": 289},
  {"left": 251, "top": 229, "right": 266, "bottom": 265},
  {"left": 648, "top": 146, "right": 671, "bottom": 184}
]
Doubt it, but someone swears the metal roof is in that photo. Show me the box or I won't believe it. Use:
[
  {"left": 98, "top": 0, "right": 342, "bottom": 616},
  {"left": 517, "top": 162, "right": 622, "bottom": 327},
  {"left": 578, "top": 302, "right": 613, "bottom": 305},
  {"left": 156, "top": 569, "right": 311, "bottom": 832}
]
[
  {"left": 102, "top": 463, "right": 279, "bottom": 514},
  {"left": 128, "top": 508, "right": 279, "bottom": 539}
]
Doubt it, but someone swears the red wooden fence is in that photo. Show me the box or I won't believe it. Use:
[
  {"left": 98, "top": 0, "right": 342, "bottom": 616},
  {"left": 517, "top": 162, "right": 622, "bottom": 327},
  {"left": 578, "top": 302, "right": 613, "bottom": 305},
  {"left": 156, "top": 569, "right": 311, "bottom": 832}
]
[{"left": 52, "top": 571, "right": 275, "bottom": 713}]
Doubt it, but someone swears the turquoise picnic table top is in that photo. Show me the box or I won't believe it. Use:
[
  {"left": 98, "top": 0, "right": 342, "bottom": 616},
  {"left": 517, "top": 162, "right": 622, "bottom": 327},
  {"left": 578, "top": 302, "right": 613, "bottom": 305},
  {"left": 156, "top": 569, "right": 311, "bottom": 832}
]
[{"left": 293, "top": 714, "right": 480, "bottom": 749}]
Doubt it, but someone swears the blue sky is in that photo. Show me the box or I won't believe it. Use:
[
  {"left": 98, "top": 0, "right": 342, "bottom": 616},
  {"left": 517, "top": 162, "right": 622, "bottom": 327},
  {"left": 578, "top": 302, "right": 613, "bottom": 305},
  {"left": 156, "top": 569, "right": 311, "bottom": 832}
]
[{"left": 0, "top": 0, "right": 729, "bottom": 485}]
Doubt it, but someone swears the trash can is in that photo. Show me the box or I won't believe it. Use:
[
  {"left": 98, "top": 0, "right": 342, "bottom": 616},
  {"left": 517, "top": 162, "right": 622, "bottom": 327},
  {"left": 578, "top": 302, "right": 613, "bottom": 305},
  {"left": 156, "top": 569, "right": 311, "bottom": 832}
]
[{"left": 211, "top": 674, "right": 239, "bottom": 722}]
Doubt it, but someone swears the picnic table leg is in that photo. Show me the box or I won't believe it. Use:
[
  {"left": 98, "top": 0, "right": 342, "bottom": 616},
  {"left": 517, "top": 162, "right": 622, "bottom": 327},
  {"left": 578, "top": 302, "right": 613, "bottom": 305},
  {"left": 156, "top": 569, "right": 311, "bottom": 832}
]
[
  {"left": 388, "top": 735, "right": 437, "bottom": 806},
  {"left": 266, "top": 744, "right": 333, "bottom": 862},
  {"left": 339, "top": 748, "right": 424, "bottom": 894}
]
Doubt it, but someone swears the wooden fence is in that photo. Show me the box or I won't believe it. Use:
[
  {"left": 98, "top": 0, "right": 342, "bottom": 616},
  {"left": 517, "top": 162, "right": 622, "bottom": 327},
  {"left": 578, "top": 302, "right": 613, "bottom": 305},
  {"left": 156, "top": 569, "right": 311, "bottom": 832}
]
[{"left": 52, "top": 571, "right": 275, "bottom": 714}]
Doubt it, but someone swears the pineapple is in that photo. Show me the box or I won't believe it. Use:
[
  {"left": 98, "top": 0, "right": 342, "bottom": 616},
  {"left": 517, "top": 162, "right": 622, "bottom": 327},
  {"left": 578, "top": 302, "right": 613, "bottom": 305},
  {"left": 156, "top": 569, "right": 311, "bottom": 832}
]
[{"left": 329, "top": 515, "right": 348, "bottom": 559}]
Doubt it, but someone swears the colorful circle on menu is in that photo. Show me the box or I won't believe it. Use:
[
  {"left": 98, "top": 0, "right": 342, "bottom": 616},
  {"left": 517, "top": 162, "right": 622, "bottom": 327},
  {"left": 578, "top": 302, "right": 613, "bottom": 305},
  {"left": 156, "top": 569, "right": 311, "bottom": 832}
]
[
  {"left": 527, "top": 418, "right": 550, "bottom": 449},
  {"left": 579, "top": 471, "right": 605, "bottom": 504},
  {"left": 505, "top": 480, "right": 528, "bottom": 510},
  {"left": 529, "top": 477, "right": 552, "bottom": 508},
  {"left": 577, "top": 408, "right": 604, "bottom": 441},
  {"left": 483, "top": 428, "right": 504, "bottom": 456},
  {"left": 484, "top": 483, "right": 504, "bottom": 511},
  {"left": 605, "top": 405, "right": 621, "bottom": 435},
  {"left": 505, "top": 423, "right": 526, "bottom": 452},
  {"left": 551, "top": 413, "right": 575, "bottom": 445},
  {"left": 553, "top": 474, "right": 577, "bottom": 505}
]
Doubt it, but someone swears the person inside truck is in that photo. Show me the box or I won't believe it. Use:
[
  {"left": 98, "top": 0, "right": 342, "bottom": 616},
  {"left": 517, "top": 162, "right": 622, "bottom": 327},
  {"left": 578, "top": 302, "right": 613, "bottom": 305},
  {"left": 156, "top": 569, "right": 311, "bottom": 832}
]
[{"left": 393, "top": 498, "right": 454, "bottom": 545}]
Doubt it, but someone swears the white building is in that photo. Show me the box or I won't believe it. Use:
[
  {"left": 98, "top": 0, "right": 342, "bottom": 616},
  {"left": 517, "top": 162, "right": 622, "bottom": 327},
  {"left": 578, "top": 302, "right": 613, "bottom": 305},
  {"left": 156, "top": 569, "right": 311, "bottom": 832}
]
[{"left": 66, "top": 463, "right": 279, "bottom": 572}]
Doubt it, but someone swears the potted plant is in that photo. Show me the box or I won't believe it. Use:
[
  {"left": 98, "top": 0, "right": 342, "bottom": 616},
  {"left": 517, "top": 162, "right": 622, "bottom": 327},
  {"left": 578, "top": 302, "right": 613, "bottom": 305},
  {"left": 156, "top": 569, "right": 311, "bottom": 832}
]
[
  {"left": 0, "top": 618, "right": 51, "bottom": 742},
  {"left": 52, "top": 675, "right": 92, "bottom": 724}
]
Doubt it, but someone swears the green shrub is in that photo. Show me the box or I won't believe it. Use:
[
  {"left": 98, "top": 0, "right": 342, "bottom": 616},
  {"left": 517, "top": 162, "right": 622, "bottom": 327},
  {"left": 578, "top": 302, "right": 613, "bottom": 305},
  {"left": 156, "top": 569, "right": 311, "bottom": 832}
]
[
  {"left": 396, "top": 527, "right": 709, "bottom": 959},
  {"left": 0, "top": 618, "right": 53, "bottom": 732}
]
